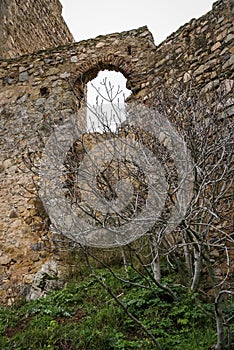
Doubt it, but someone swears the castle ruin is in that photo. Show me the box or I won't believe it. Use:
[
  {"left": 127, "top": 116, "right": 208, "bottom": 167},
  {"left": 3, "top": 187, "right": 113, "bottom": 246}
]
[{"left": 0, "top": 0, "right": 233, "bottom": 304}]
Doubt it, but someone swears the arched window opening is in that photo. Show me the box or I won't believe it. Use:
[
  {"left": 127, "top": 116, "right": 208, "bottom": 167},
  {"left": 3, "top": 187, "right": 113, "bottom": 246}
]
[{"left": 87, "top": 70, "right": 131, "bottom": 132}]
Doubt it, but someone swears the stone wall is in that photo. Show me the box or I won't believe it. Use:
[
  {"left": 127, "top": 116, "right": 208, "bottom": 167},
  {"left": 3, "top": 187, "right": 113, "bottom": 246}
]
[
  {"left": 0, "top": 0, "right": 233, "bottom": 304},
  {"left": 0, "top": 0, "right": 74, "bottom": 59},
  {"left": 0, "top": 26, "right": 155, "bottom": 304},
  {"left": 145, "top": 0, "right": 233, "bottom": 103}
]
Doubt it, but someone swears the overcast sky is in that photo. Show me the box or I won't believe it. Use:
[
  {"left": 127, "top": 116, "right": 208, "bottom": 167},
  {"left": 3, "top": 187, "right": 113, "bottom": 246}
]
[
  {"left": 60, "top": 0, "right": 216, "bottom": 45},
  {"left": 59, "top": 0, "right": 216, "bottom": 125}
]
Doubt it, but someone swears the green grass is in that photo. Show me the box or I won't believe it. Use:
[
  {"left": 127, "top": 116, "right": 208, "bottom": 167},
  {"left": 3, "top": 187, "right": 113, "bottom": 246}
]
[{"left": 0, "top": 268, "right": 226, "bottom": 350}]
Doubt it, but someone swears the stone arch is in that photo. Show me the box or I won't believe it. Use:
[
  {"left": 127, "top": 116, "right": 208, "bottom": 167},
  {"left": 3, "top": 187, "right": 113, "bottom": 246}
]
[
  {"left": 68, "top": 53, "right": 136, "bottom": 103},
  {"left": 76, "top": 54, "right": 133, "bottom": 81}
]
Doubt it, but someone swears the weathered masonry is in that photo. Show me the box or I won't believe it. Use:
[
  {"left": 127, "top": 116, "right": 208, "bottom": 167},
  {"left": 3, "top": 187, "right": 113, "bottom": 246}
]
[
  {"left": 0, "top": 0, "right": 74, "bottom": 59},
  {"left": 0, "top": 0, "right": 233, "bottom": 304}
]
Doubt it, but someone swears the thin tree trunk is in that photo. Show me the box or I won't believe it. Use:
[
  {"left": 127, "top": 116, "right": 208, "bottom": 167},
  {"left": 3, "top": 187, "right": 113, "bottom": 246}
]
[
  {"left": 191, "top": 246, "right": 202, "bottom": 290},
  {"left": 121, "top": 247, "right": 128, "bottom": 274},
  {"left": 150, "top": 236, "right": 161, "bottom": 282},
  {"left": 182, "top": 234, "right": 192, "bottom": 277},
  {"left": 214, "top": 290, "right": 234, "bottom": 350}
]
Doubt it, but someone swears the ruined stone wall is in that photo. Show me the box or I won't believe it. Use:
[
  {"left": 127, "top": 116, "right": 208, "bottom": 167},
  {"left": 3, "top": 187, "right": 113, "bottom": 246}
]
[
  {"left": 0, "top": 26, "right": 155, "bottom": 304},
  {"left": 146, "top": 0, "right": 234, "bottom": 102},
  {"left": 0, "top": 0, "right": 233, "bottom": 304},
  {"left": 0, "top": 0, "right": 74, "bottom": 59}
]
